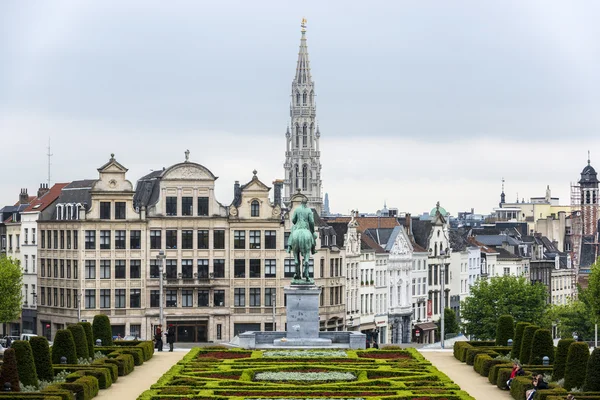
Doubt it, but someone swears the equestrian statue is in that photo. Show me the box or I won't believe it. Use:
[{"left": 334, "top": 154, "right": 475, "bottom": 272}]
[{"left": 286, "top": 197, "right": 317, "bottom": 284}]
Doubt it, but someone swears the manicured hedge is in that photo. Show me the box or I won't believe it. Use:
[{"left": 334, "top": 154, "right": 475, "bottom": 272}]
[
  {"left": 584, "top": 348, "right": 600, "bottom": 391},
  {"left": 488, "top": 363, "right": 512, "bottom": 385},
  {"left": 453, "top": 341, "right": 473, "bottom": 361},
  {"left": 495, "top": 314, "right": 514, "bottom": 346},
  {"left": 481, "top": 358, "right": 506, "bottom": 378},
  {"left": 0, "top": 395, "right": 67, "bottom": 400},
  {"left": 552, "top": 338, "right": 574, "bottom": 381},
  {"left": 512, "top": 322, "right": 531, "bottom": 360},
  {"left": 510, "top": 375, "right": 534, "bottom": 399},
  {"left": 103, "top": 353, "right": 134, "bottom": 376},
  {"left": 92, "top": 314, "right": 113, "bottom": 346},
  {"left": 52, "top": 329, "right": 77, "bottom": 365},
  {"left": 564, "top": 342, "right": 590, "bottom": 391},
  {"left": 529, "top": 328, "right": 554, "bottom": 365},
  {"left": 53, "top": 366, "right": 112, "bottom": 389},
  {"left": 30, "top": 336, "right": 54, "bottom": 382},
  {"left": 95, "top": 346, "right": 144, "bottom": 366},
  {"left": 519, "top": 325, "right": 539, "bottom": 365},
  {"left": 0, "top": 348, "right": 21, "bottom": 391},
  {"left": 473, "top": 353, "right": 492, "bottom": 375},
  {"left": 40, "top": 385, "right": 76, "bottom": 400},
  {"left": 112, "top": 340, "right": 154, "bottom": 361},
  {"left": 78, "top": 322, "right": 95, "bottom": 360},
  {"left": 466, "top": 348, "right": 496, "bottom": 366},
  {"left": 53, "top": 375, "right": 98, "bottom": 400},
  {"left": 68, "top": 324, "right": 89, "bottom": 360},
  {"left": 12, "top": 340, "right": 39, "bottom": 387}
]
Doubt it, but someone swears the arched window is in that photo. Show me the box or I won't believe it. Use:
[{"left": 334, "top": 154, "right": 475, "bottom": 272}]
[
  {"left": 303, "top": 92, "right": 307, "bottom": 105},
  {"left": 251, "top": 200, "right": 260, "bottom": 217},
  {"left": 296, "top": 92, "right": 300, "bottom": 104},
  {"left": 302, "top": 164, "right": 308, "bottom": 191},
  {"left": 302, "top": 124, "right": 307, "bottom": 147},
  {"left": 295, "top": 124, "right": 300, "bottom": 148},
  {"left": 295, "top": 165, "right": 299, "bottom": 190},
  {"left": 310, "top": 91, "right": 314, "bottom": 104}
]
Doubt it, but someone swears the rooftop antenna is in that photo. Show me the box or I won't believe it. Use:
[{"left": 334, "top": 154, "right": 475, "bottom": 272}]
[{"left": 47, "top": 137, "right": 53, "bottom": 187}]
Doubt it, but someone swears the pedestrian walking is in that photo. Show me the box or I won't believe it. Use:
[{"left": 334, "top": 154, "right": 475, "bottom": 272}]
[
  {"left": 166, "top": 325, "right": 176, "bottom": 352},
  {"left": 154, "top": 325, "right": 163, "bottom": 351}
]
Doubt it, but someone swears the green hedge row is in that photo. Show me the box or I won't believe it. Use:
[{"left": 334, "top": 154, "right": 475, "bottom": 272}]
[
  {"left": 53, "top": 367, "right": 112, "bottom": 389},
  {"left": 111, "top": 340, "right": 154, "bottom": 361},
  {"left": 0, "top": 395, "right": 67, "bottom": 400}
]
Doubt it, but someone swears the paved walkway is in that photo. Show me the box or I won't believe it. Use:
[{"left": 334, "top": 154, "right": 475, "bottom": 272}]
[
  {"left": 96, "top": 349, "right": 188, "bottom": 400},
  {"left": 420, "top": 350, "right": 512, "bottom": 400}
]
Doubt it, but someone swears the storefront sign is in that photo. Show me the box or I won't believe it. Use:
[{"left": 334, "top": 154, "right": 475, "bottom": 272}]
[
  {"left": 376, "top": 320, "right": 386, "bottom": 327},
  {"left": 427, "top": 300, "right": 432, "bottom": 317}
]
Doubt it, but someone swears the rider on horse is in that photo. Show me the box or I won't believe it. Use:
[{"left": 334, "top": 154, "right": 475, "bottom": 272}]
[{"left": 286, "top": 198, "right": 317, "bottom": 282}]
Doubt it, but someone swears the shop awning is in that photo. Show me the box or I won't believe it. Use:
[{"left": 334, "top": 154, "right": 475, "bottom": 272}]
[{"left": 414, "top": 322, "right": 437, "bottom": 331}]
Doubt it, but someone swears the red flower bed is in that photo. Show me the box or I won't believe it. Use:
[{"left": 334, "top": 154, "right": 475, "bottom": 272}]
[
  {"left": 197, "top": 351, "right": 251, "bottom": 359},
  {"left": 358, "top": 352, "right": 412, "bottom": 359}
]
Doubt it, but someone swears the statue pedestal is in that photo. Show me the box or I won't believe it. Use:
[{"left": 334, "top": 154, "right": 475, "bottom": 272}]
[{"left": 272, "top": 284, "right": 331, "bottom": 347}]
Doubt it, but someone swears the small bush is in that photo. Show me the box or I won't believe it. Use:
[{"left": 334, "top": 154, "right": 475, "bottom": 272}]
[
  {"left": 495, "top": 314, "right": 514, "bottom": 346},
  {"left": 0, "top": 348, "right": 21, "bottom": 391},
  {"left": 11, "top": 340, "right": 39, "bottom": 387},
  {"left": 453, "top": 341, "right": 473, "bottom": 362},
  {"left": 529, "top": 328, "right": 555, "bottom": 365},
  {"left": 564, "top": 342, "right": 590, "bottom": 391},
  {"left": 78, "top": 322, "right": 94, "bottom": 359},
  {"left": 92, "top": 314, "right": 113, "bottom": 346},
  {"left": 67, "top": 324, "right": 89, "bottom": 360},
  {"left": 519, "top": 325, "right": 539, "bottom": 365},
  {"left": 512, "top": 322, "right": 531, "bottom": 360},
  {"left": 552, "top": 338, "right": 574, "bottom": 381},
  {"left": 52, "top": 329, "right": 77, "bottom": 365},
  {"left": 584, "top": 347, "right": 600, "bottom": 391}
]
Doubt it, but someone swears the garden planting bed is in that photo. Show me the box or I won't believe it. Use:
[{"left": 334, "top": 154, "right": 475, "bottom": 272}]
[{"left": 138, "top": 348, "right": 475, "bottom": 400}]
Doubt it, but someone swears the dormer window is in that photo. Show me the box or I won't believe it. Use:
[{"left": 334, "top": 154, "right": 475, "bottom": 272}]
[
  {"left": 251, "top": 200, "right": 260, "bottom": 217},
  {"left": 100, "top": 202, "right": 111, "bottom": 219}
]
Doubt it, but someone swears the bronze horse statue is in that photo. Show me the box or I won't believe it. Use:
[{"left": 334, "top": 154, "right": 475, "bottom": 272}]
[{"left": 286, "top": 198, "right": 317, "bottom": 283}]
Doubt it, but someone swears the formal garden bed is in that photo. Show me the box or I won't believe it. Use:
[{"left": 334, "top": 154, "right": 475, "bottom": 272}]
[
  {"left": 0, "top": 314, "right": 154, "bottom": 400},
  {"left": 138, "top": 347, "right": 476, "bottom": 400},
  {"left": 452, "top": 315, "right": 600, "bottom": 400}
]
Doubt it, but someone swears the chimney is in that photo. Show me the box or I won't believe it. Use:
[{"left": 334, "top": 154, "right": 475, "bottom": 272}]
[
  {"left": 37, "top": 183, "right": 50, "bottom": 198},
  {"left": 405, "top": 213, "right": 412, "bottom": 233},
  {"left": 19, "top": 188, "right": 29, "bottom": 204},
  {"left": 273, "top": 179, "right": 283, "bottom": 207},
  {"left": 233, "top": 181, "right": 241, "bottom": 206}
]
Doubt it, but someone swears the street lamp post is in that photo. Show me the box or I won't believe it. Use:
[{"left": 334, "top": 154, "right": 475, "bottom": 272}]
[
  {"left": 157, "top": 250, "right": 166, "bottom": 329},
  {"left": 272, "top": 292, "right": 277, "bottom": 331},
  {"left": 440, "top": 250, "right": 448, "bottom": 349}
]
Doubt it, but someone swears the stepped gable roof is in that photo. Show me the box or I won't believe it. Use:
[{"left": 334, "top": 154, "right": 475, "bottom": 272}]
[
  {"left": 23, "top": 183, "right": 69, "bottom": 212},
  {"left": 495, "top": 247, "right": 522, "bottom": 260},
  {"left": 411, "top": 218, "right": 432, "bottom": 250}
]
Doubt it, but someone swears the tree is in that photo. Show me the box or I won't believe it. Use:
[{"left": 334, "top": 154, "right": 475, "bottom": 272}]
[
  {"left": 78, "top": 322, "right": 95, "bottom": 358},
  {"left": 529, "top": 328, "right": 554, "bottom": 365},
  {"left": 68, "top": 324, "right": 89, "bottom": 359},
  {"left": 553, "top": 338, "right": 575, "bottom": 381},
  {"left": 580, "top": 257, "right": 600, "bottom": 338},
  {"left": 460, "top": 276, "right": 548, "bottom": 339},
  {"left": 584, "top": 348, "right": 600, "bottom": 391},
  {"left": 520, "top": 325, "right": 539, "bottom": 365},
  {"left": 545, "top": 300, "right": 595, "bottom": 340},
  {"left": 564, "top": 342, "right": 590, "bottom": 391},
  {"left": 0, "top": 256, "right": 23, "bottom": 324},
  {"left": 495, "top": 315, "right": 514, "bottom": 346},
  {"left": 11, "top": 340, "right": 38, "bottom": 387},
  {"left": 436, "top": 308, "right": 460, "bottom": 337},
  {"left": 92, "top": 314, "right": 113, "bottom": 346},
  {"left": 52, "top": 329, "right": 77, "bottom": 365},
  {"left": 30, "top": 336, "right": 54, "bottom": 382},
  {"left": 0, "top": 348, "right": 20, "bottom": 391},
  {"left": 511, "top": 322, "right": 530, "bottom": 360}
]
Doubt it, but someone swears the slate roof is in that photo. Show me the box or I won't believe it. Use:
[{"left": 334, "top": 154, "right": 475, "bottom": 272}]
[
  {"left": 466, "top": 237, "right": 499, "bottom": 254},
  {"left": 43, "top": 180, "right": 95, "bottom": 220},
  {"left": 449, "top": 228, "right": 471, "bottom": 252},
  {"left": 361, "top": 233, "right": 386, "bottom": 253},
  {"left": 495, "top": 247, "right": 522, "bottom": 260},
  {"left": 325, "top": 216, "right": 399, "bottom": 231},
  {"left": 23, "top": 183, "right": 70, "bottom": 212},
  {"left": 363, "top": 228, "right": 395, "bottom": 248},
  {"left": 133, "top": 170, "right": 162, "bottom": 209},
  {"left": 475, "top": 234, "right": 521, "bottom": 247},
  {"left": 327, "top": 222, "right": 348, "bottom": 247},
  {"left": 410, "top": 218, "right": 432, "bottom": 250}
]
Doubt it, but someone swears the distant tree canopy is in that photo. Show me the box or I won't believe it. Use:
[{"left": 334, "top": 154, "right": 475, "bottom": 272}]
[
  {"left": 460, "top": 275, "right": 548, "bottom": 339},
  {"left": 0, "top": 256, "right": 23, "bottom": 324}
]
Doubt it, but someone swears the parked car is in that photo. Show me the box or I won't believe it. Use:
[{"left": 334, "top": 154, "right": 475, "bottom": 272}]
[
  {"left": 122, "top": 335, "right": 138, "bottom": 341},
  {"left": 0, "top": 336, "right": 19, "bottom": 347},
  {"left": 0, "top": 343, "right": 5, "bottom": 360},
  {"left": 19, "top": 333, "right": 38, "bottom": 341}
]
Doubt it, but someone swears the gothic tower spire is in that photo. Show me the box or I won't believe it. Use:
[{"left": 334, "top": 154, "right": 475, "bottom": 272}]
[{"left": 283, "top": 18, "right": 323, "bottom": 214}]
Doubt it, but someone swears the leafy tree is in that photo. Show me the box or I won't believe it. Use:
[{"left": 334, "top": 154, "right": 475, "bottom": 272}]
[
  {"left": 529, "top": 328, "right": 554, "bottom": 365},
  {"left": 68, "top": 324, "right": 89, "bottom": 359},
  {"left": 52, "top": 329, "right": 77, "bottom": 365},
  {"left": 0, "top": 348, "right": 20, "bottom": 391},
  {"left": 545, "top": 300, "right": 595, "bottom": 340},
  {"left": 495, "top": 315, "right": 514, "bottom": 346},
  {"left": 78, "top": 322, "right": 95, "bottom": 358},
  {"left": 584, "top": 348, "right": 600, "bottom": 391},
  {"left": 92, "top": 314, "right": 113, "bottom": 346},
  {"left": 30, "top": 336, "right": 54, "bottom": 382},
  {"left": 580, "top": 257, "right": 600, "bottom": 336},
  {"left": 511, "top": 322, "right": 530, "bottom": 360},
  {"left": 11, "top": 340, "right": 38, "bottom": 387},
  {"left": 564, "top": 342, "right": 590, "bottom": 391},
  {"left": 0, "top": 256, "right": 23, "bottom": 324},
  {"left": 460, "top": 276, "right": 548, "bottom": 339},
  {"left": 519, "top": 325, "right": 539, "bottom": 365},
  {"left": 436, "top": 308, "right": 460, "bottom": 337},
  {"left": 553, "top": 338, "right": 575, "bottom": 381}
]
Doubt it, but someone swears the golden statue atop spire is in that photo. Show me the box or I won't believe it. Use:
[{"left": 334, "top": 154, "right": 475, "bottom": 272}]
[{"left": 301, "top": 17, "right": 307, "bottom": 33}]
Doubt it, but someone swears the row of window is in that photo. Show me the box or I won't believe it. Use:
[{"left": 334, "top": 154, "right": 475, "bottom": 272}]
[
  {"left": 165, "top": 196, "right": 209, "bottom": 216},
  {"left": 40, "top": 230, "right": 80, "bottom": 250},
  {"left": 40, "top": 259, "right": 78, "bottom": 279},
  {"left": 22, "top": 228, "right": 36, "bottom": 244},
  {"left": 99, "top": 202, "right": 127, "bottom": 220},
  {"left": 84, "top": 230, "right": 141, "bottom": 250}
]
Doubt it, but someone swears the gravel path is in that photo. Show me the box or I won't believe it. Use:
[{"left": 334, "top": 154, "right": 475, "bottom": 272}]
[
  {"left": 420, "top": 350, "right": 513, "bottom": 400},
  {"left": 95, "top": 349, "right": 189, "bottom": 400}
]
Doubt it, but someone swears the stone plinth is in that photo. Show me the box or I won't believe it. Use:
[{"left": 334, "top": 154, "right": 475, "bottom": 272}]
[{"left": 284, "top": 284, "right": 321, "bottom": 339}]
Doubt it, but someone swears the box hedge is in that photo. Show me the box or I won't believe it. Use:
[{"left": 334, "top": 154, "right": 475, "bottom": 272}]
[
  {"left": 92, "top": 314, "right": 113, "bottom": 346},
  {"left": 453, "top": 341, "right": 473, "bottom": 361},
  {"left": 12, "top": 340, "right": 39, "bottom": 387},
  {"left": 0, "top": 348, "right": 21, "bottom": 391},
  {"left": 564, "top": 342, "right": 590, "bottom": 391},
  {"left": 0, "top": 395, "right": 68, "bottom": 400},
  {"left": 520, "top": 325, "right": 539, "bottom": 365},
  {"left": 53, "top": 375, "right": 98, "bottom": 400},
  {"left": 512, "top": 322, "right": 531, "bottom": 360},
  {"left": 95, "top": 346, "right": 144, "bottom": 365},
  {"left": 112, "top": 340, "right": 154, "bottom": 361},
  {"left": 495, "top": 314, "right": 514, "bottom": 346},
  {"left": 67, "top": 324, "right": 89, "bottom": 360},
  {"left": 77, "top": 322, "right": 94, "bottom": 359},
  {"left": 30, "top": 336, "right": 54, "bottom": 382},
  {"left": 510, "top": 375, "right": 534, "bottom": 399},
  {"left": 552, "top": 338, "right": 574, "bottom": 381},
  {"left": 529, "top": 328, "right": 555, "bottom": 365},
  {"left": 52, "top": 329, "right": 77, "bottom": 365},
  {"left": 488, "top": 362, "right": 512, "bottom": 385},
  {"left": 53, "top": 366, "right": 112, "bottom": 389},
  {"left": 584, "top": 348, "right": 600, "bottom": 391},
  {"left": 481, "top": 358, "right": 506, "bottom": 378}
]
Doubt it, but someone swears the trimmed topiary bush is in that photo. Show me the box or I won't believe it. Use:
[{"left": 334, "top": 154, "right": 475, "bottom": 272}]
[
  {"left": 564, "top": 341, "right": 590, "bottom": 391},
  {"left": 495, "top": 314, "right": 514, "bottom": 346},
  {"left": 512, "top": 322, "right": 531, "bottom": 360},
  {"left": 68, "top": 324, "right": 89, "bottom": 360},
  {"left": 78, "top": 322, "right": 94, "bottom": 359},
  {"left": 52, "top": 329, "right": 78, "bottom": 365},
  {"left": 584, "top": 347, "right": 600, "bottom": 391},
  {"left": 11, "top": 340, "right": 38, "bottom": 387},
  {"left": 0, "top": 348, "right": 20, "bottom": 391},
  {"left": 552, "top": 338, "right": 575, "bottom": 381},
  {"left": 519, "top": 325, "right": 539, "bottom": 365},
  {"left": 92, "top": 314, "right": 113, "bottom": 346},
  {"left": 529, "top": 328, "right": 554, "bottom": 365}
]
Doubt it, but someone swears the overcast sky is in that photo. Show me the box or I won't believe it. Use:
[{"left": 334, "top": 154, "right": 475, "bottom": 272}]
[{"left": 2, "top": 1, "right": 600, "bottom": 216}]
